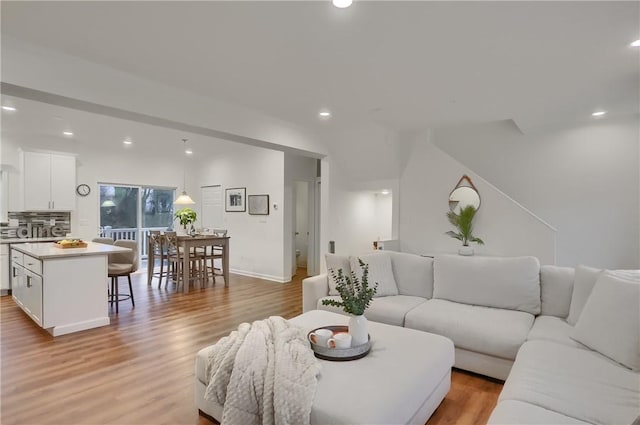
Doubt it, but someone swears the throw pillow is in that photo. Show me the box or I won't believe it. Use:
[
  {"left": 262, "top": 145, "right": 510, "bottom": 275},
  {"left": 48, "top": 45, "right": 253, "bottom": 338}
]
[
  {"left": 571, "top": 271, "right": 640, "bottom": 371},
  {"left": 350, "top": 252, "right": 399, "bottom": 297},
  {"left": 566, "top": 265, "right": 602, "bottom": 325},
  {"left": 325, "top": 254, "right": 351, "bottom": 296}
]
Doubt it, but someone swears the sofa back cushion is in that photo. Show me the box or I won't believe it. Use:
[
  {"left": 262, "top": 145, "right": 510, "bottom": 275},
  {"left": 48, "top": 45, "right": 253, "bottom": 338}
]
[
  {"left": 571, "top": 271, "right": 640, "bottom": 371},
  {"left": 566, "top": 265, "right": 602, "bottom": 325},
  {"left": 433, "top": 254, "right": 541, "bottom": 314},
  {"left": 387, "top": 252, "right": 434, "bottom": 299},
  {"left": 540, "top": 265, "right": 574, "bottom": 318},
  {"left": 350, "top": 252, "right": 399, "bottom": 297},
  {"left": 325, "top": 254, "right": 351, "bottom": 296}
]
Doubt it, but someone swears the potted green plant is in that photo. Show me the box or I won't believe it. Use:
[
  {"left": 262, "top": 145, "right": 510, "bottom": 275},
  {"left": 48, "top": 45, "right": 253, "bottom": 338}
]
[
  {"left": 446, "top": 205, "right": 484, "bottom": 256},
  {"left": 322, "top": 259, "right": 378, "bottom": 346},
  {"left": 175, "top": 208, "right": 197, "bottom": 234}
]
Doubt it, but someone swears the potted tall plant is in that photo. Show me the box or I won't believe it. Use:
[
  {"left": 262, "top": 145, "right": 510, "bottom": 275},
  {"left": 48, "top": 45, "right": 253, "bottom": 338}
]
[
  {"left": 446, "top": 205, "right": 484, "bottom": 256},
  {"left": 322, "top": 260, "right": 378, "bottom": 346},
  {"left": 175, "top": 208, "right": 197, "bottom": 235}
]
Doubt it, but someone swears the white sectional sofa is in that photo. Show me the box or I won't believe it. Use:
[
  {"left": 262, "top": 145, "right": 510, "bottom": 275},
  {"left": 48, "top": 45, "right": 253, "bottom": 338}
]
[{"left": 302, "top": 251, "right": 640, "bottom": 425}]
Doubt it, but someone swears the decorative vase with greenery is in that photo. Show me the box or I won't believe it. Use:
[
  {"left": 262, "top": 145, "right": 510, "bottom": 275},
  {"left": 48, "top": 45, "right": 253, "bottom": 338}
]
[
  {"left": 175, "top": 208, "right": 197, "bottom": 234},
  {"left": 446, "top": 205, "right": 484, "bottom": 256},
  {"left": 322, "top": 259, "right": 378, "bottom": 346}
]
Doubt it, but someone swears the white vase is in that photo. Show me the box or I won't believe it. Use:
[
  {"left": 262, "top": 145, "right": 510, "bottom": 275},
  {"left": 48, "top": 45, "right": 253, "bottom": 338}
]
[
  {"left": 348, "top": 314, "right": 369, "bottom": 346},
  {"left": 458, "top": 246, "right": 474, "bottom": 256}
]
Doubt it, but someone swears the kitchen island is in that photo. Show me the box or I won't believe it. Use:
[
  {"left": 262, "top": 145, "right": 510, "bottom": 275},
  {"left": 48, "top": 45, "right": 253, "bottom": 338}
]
[{"left": 10, "top": 242, "right": 130, "bottom": 336}]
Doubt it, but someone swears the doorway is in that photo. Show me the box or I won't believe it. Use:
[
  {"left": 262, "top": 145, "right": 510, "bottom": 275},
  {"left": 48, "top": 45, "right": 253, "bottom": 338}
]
[{"left": 293, "top": 180, "right": 317, "bottom": 277}]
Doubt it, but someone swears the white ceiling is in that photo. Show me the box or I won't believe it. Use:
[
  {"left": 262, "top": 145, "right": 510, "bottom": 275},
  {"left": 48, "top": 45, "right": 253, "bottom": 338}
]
[
  {"left": 2, "top": 1, "right": 638, "bottom": 137},
  {"left": 0, "top": 95, "right": 249, "bottom": 159}
]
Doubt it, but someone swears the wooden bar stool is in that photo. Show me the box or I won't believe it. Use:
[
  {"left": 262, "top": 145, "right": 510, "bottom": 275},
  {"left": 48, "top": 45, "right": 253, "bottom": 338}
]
[{"left": 108, "top": 240, "right": 138, "bottom": 313}]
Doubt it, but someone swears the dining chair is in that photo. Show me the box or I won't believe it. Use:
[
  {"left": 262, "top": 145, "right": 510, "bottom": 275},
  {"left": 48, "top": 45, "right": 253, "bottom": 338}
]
[
  {"left": 108, "top": 240, "right": 138, "bottom": 313},
  {"left": 92, "top": 237, "right": 114, "bottom": 245},
  {"left": 164, "top": 231, "right": 199, "bottom": 290},
  {"left": 202, "top": 229, "right": 227, "bottom": 285},
  {"left": 148, "top": 231, "right": 170, "bottom": 287}
]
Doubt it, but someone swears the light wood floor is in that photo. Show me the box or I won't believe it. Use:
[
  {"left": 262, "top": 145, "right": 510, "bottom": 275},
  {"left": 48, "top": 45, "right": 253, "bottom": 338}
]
[{"left": 1, "top": 269, "right": 501, "bottom": 425}]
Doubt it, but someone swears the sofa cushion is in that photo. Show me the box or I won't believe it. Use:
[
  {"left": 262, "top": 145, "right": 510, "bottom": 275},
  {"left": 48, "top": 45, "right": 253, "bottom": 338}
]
[
  {"left": 317, "top": 295, "right": 426, "bottom": 327},
  {"left": 539, "top": 265, "right": 574, "bottom": 318},
  {"left": 404, "top": 299, "right": 534, "bottom": 360},
  {"left": 388, "top": 251, "right": 434, "bottom": 299},
  {"left": 433, "top": 254, "right": 541, "bottom": 314},
  {"left": 325, "top": 254, "right": 351, "bottom": 296},
  {"left": 566, "top": 265, "right": 602, "bottom": 325},
  {"left": 527, "top": 316, "right": 585, "bottom": 350},
  {"left": 488, "top": 400, "right": 590, "bottom": 425},
  {"left": 350, "top": 252, "right": 398, "bottom": 297},
  {"left": 571, "top": 271, "right": 640, "bottom": 371},
  {"left": 499, "top": 340, "right": 640, "bottom": 425}
]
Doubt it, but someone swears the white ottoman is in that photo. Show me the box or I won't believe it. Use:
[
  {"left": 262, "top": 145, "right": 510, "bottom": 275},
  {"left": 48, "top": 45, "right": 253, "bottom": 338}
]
[{"left": 195, "top": 310, "right": 455, "bottom": 425}]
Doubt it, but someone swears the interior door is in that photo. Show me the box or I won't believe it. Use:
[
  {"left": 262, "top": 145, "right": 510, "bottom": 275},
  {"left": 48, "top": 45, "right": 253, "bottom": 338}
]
[{"left": 201, "top": 185, "right": 223, "bottom": 230}]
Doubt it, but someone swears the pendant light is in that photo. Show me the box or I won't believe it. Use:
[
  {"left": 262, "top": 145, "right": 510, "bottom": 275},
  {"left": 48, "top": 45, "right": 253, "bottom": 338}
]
[{"left": 174, "top": 138, "right": 195, "bottom": 205}]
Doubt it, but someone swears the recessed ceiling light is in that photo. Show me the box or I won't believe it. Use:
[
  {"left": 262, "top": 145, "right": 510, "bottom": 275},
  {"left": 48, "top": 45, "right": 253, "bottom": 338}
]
[
  {"left": 63, "top": 131, "right": 74, "bottom": 136},
  {"left": 630, "top": 39, "right": 640, "bottom": 47},
  {"left": 2, "top": 106, "right": 16, "bottom": 112},
  {"left": 381, "top": 189, "right": 390, "bottom": 195},
  {"left": 333, "top": 0, "right": 353, "bottom": 8},
  {"left": 319, "top": 110, "right": 331, "bottom": 118},
  {"left": 123, "top": 139, "right": 133, "bottom": 145},
  {"left": 185, "top": 149, "right": 193, "bottom": 155},
  {"left": 591, "top": 111, "right": 607, "bottom": 117}
]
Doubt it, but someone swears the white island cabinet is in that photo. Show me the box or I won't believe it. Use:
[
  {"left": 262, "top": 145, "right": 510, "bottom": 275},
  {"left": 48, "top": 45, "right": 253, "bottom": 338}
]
[{"left": 10, "top": 242, "right": 130, "bottom": 336}]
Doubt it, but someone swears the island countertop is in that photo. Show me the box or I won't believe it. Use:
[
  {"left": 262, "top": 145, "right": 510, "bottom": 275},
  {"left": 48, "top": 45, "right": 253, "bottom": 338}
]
[{"left": 11, "top": 241, "right": 130, "bottom": 259}]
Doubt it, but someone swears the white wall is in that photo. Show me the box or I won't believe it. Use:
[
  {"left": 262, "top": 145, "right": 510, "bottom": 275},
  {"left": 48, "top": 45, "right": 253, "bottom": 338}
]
[
  {"left": 400, "top": 134, "right": 557, "bottom": 264},
  {"left": 325, "top": 161, "right": 399, "bottom": 257},
  {"left": 433, "top": 117, "right": 640, "bottom": 269},
  {"left": 198, "top": 145, "right": 287, "bottom": 281},
  {"left": 374, "top": 193, "right": 393, "bottom": 241}
]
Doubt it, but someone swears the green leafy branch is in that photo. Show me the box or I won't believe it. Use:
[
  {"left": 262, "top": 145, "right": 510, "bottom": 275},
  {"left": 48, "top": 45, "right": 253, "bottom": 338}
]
[
  {"left": 446, "top": 205, "right": 484, "bottom": 247},
  {"left": 322, "top": 259, "right": 378, "bottom": 316}
]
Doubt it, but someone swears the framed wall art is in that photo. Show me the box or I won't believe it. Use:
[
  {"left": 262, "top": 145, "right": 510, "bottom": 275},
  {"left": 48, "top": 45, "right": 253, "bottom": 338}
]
[
  {"left": 225, "top": 187, "right": 246, "bottom": 212},
  {"left": 248, "top": 194, "right": 269, "bottom": 215}
]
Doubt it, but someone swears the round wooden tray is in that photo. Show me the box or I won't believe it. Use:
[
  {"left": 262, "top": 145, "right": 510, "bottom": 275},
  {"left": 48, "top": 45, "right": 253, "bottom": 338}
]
[{"left": 308, "top": 325, "right": 371, "bottom": 361}]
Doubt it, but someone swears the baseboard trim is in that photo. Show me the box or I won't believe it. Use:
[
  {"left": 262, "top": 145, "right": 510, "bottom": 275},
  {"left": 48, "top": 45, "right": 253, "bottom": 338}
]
[{"left": 229, "top": 269, "right": 288, "bottom": 283}]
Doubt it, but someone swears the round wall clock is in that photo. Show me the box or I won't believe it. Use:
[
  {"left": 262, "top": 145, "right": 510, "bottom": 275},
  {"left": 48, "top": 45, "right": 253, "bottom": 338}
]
[{"left": 76, "top": 184, "right": 91, "bottom": 196}]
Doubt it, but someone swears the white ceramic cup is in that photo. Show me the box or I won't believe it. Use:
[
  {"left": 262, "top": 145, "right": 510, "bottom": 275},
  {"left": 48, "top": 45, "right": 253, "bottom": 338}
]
[
  {"left": 327, "top": 332, "right": 352, "bottom": 349},
  {"left": 309, "top": 329, "right": 333, "bottom": 346}
]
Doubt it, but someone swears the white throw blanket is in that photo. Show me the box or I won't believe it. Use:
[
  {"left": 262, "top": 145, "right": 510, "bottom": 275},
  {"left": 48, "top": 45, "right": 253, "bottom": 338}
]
[{"left": 204, "top": 316, "right": 321, "bottom": 425}]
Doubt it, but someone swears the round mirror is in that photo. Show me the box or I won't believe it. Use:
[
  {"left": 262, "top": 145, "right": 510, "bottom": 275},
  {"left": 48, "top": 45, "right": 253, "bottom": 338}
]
[{"left": 449, "top": 186, "right": 480, "bottom": 214}]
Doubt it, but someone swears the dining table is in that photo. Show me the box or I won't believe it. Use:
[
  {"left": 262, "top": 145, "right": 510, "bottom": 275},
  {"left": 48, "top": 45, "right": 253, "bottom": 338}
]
[{"left": 147, "top": 233, "right": 230, "bottom": 294}]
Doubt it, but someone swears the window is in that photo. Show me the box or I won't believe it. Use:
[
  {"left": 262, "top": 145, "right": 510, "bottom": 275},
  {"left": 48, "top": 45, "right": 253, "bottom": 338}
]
[{"left": 99, "top": 184, "right": 175, "bottom": 258}]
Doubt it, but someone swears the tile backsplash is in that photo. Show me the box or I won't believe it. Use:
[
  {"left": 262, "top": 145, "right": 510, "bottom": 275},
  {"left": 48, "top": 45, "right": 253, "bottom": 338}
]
[{"left": 1, "top": 211, "right": 71, "bottom": 239}]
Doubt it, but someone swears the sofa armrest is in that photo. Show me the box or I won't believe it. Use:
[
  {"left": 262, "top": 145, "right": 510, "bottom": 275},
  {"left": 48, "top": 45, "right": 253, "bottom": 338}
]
[{"left": 302, "top": 274, "right": 329, "bottom": 313}]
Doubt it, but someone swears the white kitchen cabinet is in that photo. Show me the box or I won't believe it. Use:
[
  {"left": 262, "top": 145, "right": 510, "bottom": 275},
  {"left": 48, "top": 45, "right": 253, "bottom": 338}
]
[
  {"left": 23, "top": 269, "right": 43, "bottom": 326},
  {"left": 22, "top": 151, "right": 76, "bottom": 211},
  {"left": 0, "top": 244, "right": 9, "bottom": 295},
  {"left": 10, "top": 250, "right": 25, "bottom": 307},
  {"left": 11, "top": 247, "right": 45, "bottom": 329}
]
